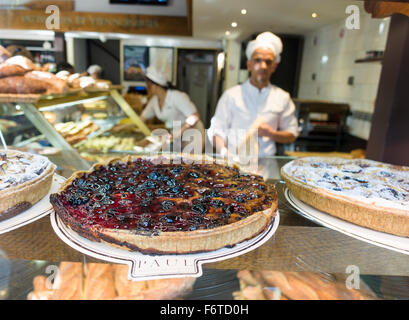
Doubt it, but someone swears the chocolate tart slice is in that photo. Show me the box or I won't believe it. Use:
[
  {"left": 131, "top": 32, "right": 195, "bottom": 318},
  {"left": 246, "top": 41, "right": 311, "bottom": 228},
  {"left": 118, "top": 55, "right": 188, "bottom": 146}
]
[{"left": 50, "top": 154, "right": 277, "bottom": 254}]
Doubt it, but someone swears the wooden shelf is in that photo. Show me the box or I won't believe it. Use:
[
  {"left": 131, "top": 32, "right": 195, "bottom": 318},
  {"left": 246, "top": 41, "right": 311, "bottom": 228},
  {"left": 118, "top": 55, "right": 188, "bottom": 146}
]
[
  {"left": 355, "top": 56, "right": 383, "bottom": 63},
  {"left": 26, "top": 46, "right": 55, "bottom": 52}
]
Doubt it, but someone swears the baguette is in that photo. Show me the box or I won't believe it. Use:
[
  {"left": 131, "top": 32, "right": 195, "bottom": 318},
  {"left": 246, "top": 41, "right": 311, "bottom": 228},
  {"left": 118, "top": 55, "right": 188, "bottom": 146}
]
[
  {"left": 141, "top": 278, "right": 196, "bottom": 300},
  {"left": 259, "top": 271, "right": 320, "bottom": 300},
  {"left": 262, "top": 287, "right": 288, "bottom": 300},
  {"left": 33, "top": 275, "right": 50, "bottom": 292},
  {"left": 27, "top": 290, "right": 53, "bottom": 300},
  {"left": 83, "top": 263, "right": 116, "bottom": 300},
  {"left": 113, "top": 264, "right": 147, "bottom": 297},
  {"left": 241, "top": 286, "right": 266, "bottom": 300},
  {"left": 114, "top": 264, "right": 195, "bottom": 300},
  {"left": 295, "top": 272, "right": 375, "bottom": 300},
  {"left": 237, "top": 270, "right": 260, "bottom": 287},
  {"left": 51, "top": 262, "right": 83, "bottom": 300},
  {"left": 27, "top": 262, "right": 196, "bottom": 300}
]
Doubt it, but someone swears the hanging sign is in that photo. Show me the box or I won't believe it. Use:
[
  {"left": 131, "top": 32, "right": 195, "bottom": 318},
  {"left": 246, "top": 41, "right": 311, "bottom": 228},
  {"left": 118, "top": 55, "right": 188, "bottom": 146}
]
[{"left": 0, "top": 9, "right": 191, "bottom": 36}]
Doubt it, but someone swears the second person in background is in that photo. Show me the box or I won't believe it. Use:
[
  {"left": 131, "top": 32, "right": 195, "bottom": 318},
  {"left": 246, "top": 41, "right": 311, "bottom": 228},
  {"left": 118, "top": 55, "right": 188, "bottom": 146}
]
[{"left": 139, "top": 66, "right": 205, "bottom": 153}]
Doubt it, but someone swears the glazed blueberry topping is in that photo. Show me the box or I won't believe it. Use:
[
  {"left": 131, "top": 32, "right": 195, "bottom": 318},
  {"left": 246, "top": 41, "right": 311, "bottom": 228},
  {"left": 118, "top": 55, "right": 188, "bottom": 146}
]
[{"left": 56, "top": 158, "right": 277, "bottom": 232}]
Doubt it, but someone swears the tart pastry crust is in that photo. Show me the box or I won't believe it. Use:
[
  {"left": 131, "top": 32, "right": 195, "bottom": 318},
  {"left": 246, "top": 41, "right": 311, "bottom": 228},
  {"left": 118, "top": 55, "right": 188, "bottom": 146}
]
[
  {"left": 281, "top": 157, "right": 409, "bottom": 237},
  {"left": 51, "top": 154, "right": 277, "bottom": 254},
  {"left": 0, "top": 150, "right": 55, "bottom": 218}
]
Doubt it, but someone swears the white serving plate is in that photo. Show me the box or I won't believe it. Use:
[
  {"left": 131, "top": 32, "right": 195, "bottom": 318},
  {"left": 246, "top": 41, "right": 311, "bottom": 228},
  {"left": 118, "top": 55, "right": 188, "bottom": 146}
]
[
  {"left": 0, "top": 174, "right": 66, "bottom": 235},
  {"left": 285, "top": 188, "right": 409, "bottom": 255},
  {"left": 50, "top": 209, "right": 279, "bottom": 281}
]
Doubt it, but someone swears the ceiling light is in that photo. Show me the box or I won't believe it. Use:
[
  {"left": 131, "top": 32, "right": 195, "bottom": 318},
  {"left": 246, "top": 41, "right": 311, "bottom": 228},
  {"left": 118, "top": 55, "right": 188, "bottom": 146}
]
[
  {"left": 225, "top": 30, "right": 231, "bottom": 36},
  {"left": 241, "top": 9, "right": 247, "bottom": 15},
  {"left": 312, "top": 12, "right": 318, "bottom": 18},
  {"left": 231, "top": 22, "right": 238, "bottom": 28}
]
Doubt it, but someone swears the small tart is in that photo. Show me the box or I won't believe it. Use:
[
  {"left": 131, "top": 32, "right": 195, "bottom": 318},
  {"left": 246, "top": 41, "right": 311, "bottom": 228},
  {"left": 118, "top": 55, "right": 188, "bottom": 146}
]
[
  {"left": 281, "top": 157, "right": 409, "bottom": 237},
  {"left": 50, "top": 154, "right": 277, "bottom": 254},
  {"left": 0, "top": 149, "right": 56, "bottom": 219}
]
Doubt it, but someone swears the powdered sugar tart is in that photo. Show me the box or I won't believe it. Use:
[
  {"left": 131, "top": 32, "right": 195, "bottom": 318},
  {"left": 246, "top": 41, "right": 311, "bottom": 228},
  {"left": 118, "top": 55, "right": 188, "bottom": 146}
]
[
  {"left": 50, "top": 154, "right": 277, "bottom": 254},
  {"left": 0, "top": 149, "right": 56, "bottom": 219},
  {"left": 281, "top": 157, "right": 409, "bottom": 237}
]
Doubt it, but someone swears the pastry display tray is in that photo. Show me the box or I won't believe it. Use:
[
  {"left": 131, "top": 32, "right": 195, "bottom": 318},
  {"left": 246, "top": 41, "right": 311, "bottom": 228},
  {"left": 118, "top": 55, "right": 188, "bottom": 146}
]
[
  {"left": 50, "top": 209, "right": 280, "bottom": 281},
  {"left": 0, "top": 89, "right": 82, "bottom": 103},
  {"left": 285, "top": 188, "right": 409, "bottom": 255},
  {"left": 0, "top": 174, "right": 65, "bottom": 235}
]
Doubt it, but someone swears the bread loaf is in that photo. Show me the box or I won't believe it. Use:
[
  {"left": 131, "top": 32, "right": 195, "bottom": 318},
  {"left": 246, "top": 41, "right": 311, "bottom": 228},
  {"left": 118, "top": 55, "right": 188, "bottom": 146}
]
[
  {"left": 0, "top": 76, "right": 48, "bottom": 94},
  {"left": 0, "top": 63, "right": 26, "bottom": 78},
  {"left": 24, "top": 70, "right": 68, "bottom": 94},
  {"left": 5, "top": 55, "right": 35, "bottom": 71}
]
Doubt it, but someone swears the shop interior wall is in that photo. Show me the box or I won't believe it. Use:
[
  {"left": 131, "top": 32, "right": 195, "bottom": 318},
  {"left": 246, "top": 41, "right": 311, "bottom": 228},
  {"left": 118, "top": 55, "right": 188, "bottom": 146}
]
[
  {"left": 72, "top": 38, "right": 88, "bottom": 75},
  {"left": 297, "top": 13, "right": 390, "bottom": 141},
  {"left": 223, "top": 40, "right": 241, "bottom": 91}
]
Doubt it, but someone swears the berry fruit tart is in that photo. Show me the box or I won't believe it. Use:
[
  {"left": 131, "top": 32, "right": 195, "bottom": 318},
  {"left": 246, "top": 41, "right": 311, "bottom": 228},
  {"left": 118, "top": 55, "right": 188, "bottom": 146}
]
[
  {"left": 281, "top": 157, "right": 409, "bottom": 237},
  {"left": 0, "top": 149, "right": 55, "bottom": 220},
  {"left": 50, "top": 154, "right": 277, "bottom": 254}
]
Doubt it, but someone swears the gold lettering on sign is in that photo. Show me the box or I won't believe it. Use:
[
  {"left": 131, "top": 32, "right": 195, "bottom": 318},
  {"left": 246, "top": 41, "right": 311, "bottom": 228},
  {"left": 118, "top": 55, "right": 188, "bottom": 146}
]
[
  {"left": 21, "top": 15, "right": 45, "bottom": 23},
  {"left": 0, "top": 9, "right": 191, "bottom": 36},
  {"left": 75, "top": 16, "right": 86, "bottom": 25}
]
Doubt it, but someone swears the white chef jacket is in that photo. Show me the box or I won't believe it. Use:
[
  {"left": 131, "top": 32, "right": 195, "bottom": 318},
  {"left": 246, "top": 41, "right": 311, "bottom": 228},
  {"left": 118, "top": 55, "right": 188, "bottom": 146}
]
[
  {"left": 142, "top": 89, "right": 197, "bottom": 129},
  {"left": 207, "top": 80, "right": 298, "bottom": 157},
  {"left": 141, "top": 89, "right": 205, "bottom": 150}
]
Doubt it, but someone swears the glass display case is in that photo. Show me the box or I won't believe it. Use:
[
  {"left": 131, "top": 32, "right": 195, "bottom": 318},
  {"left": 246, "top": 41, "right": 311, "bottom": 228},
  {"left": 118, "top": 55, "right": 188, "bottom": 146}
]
[
  {"left": 0, "top": 152, "right": 408, "bottom": 300},
  {"left": 0, "top": 89, "right": 151, "bottom": 171}
]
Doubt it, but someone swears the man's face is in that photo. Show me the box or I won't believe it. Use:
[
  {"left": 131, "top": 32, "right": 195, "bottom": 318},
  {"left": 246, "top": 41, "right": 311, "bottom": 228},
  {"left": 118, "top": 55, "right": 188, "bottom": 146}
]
[{"left": 246, "top": 47, "right": 277, "bottom": 87}]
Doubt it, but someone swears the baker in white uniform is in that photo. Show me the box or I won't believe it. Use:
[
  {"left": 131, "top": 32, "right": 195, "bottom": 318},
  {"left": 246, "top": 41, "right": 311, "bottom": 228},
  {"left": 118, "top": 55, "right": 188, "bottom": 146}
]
[
  {"left": 140, "top": 66, "right": 205, "bottom": 152},
  {"left": 207, "top": 32, "right": 298, "bottom": 158}
]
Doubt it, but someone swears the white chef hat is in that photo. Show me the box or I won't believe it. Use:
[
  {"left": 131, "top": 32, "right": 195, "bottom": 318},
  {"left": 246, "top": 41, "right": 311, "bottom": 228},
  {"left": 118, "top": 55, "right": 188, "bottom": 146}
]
[
  {"left": 145, "top": 66, "right": 168, "bottom": 87},
  {"left": 245, "top": 31, "right": 283, "bottom": 63},
  {"left": 87, "top": 64, "right": 102, "bottom": 75}
]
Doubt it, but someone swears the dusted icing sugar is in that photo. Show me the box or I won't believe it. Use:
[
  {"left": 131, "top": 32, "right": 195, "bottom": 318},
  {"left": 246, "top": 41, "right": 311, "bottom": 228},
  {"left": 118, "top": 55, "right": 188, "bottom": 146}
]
[
  {"left": 282, "top": 157, "right": 409, "bottom": 211},
  {"left": 0, "top": 150, "right": 54, "bottom": 191}
]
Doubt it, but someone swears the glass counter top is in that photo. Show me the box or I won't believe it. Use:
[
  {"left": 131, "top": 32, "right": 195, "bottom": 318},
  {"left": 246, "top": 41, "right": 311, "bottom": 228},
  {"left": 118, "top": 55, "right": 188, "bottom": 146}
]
[{"left": 0, "top": 151, "right": 408, "bottom": 300}]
